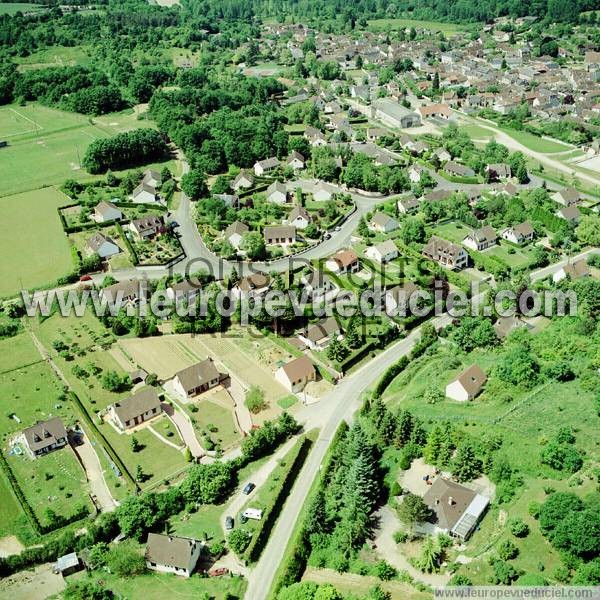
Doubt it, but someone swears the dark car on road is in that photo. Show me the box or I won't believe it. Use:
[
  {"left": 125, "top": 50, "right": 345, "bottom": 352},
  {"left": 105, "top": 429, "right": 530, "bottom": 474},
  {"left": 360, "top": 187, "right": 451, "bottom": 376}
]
[
  {"left": 242, "top": 482, "right": 255, "bottom": 495},
  {"left": 225, "top": 516, "right": 234, "bottom": 530}
]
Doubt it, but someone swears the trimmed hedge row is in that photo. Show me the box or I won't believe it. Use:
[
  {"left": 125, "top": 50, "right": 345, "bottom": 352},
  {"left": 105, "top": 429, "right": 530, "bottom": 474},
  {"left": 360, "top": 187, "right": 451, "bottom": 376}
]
[{"left": 244, "top": 436, "right": 312, "bottom": 564}]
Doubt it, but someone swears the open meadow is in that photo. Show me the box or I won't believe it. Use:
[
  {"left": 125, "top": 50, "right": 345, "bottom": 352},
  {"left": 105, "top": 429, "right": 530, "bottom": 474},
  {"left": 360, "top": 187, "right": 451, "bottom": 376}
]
[{"left": 0, "top": 186, "right": 73, "bottom": 297}]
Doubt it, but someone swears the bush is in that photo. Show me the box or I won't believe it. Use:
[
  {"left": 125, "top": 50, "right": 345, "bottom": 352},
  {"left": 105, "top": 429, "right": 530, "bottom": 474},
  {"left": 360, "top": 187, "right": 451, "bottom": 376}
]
[
  {"left": 245, "top": 386, "right": 267, "bottom": 414},
  {"left": 374, "top": 560, "right": 397, "bottom": 581},
  {"left": 497, "top": 539, "right": 519, "bottom": 561},
  {"left": 509, "top": 518, "right": 529, "bottom": 538}
]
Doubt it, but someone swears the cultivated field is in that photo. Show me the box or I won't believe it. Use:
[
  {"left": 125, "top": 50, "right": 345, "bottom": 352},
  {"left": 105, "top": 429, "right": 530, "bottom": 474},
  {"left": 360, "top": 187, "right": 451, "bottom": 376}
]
[{"left": 0, "top": 186, "right": 73, "bottom": 297}]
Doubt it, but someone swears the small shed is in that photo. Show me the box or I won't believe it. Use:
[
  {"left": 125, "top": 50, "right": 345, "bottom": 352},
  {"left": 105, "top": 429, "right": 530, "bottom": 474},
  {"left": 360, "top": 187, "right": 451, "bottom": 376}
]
[{"left": 53, "top": 552, "right": 82, "bottom": 577}]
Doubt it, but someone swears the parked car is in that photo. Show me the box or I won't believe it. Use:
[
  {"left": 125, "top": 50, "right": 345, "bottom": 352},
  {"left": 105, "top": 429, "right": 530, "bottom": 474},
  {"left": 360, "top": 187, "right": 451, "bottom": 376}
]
[
  {"left": 240, "top": 513, "right": 248, "bottom": 524},
  {"left": 225, "top": 516, "right": 234, "bottom": 530},
  {"left": 242, "top": 482, "right": 255, "bottom": 495},
  {"left": 209, "top": 567, "right": 229, "bottom": 577},
  {"left": 79, "top": 275, "right": 92, "bottom": 282}
]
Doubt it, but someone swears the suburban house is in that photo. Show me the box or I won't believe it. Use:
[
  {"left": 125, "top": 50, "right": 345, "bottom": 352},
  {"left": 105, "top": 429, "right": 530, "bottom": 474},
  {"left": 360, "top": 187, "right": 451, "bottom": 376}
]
[
  {"left": 422, "top": 236, "right": 468, "bottom": 270},
  {"left": 433, "top": 147, "right": 452, "bottom": 163},
  {"left": 552, "top": 259, "right": 590, "bottom": 283},
  {"left": 145, "top": 533, "right": 202, "bottom": 578},
  {"left": 298, "top": 317, "right": 342, "bottom": 351},
  {"left": 369, "top": 212, "right": 399, "bottom": 234},
  {"left": 287, "top": 206, "right": 311, "bottom": 229},
  {"left": 556, "top": 205, "right": 581, "bottom": 223},
  {"left": 301, "top": 270, "right": 337, "bottom": 300},
  {"left": 231, "top": 170, "right": 254, "bottom": 191},
  {"left": 225, "top": 221, "right": 250, "bottom": 249},
  {"left": 214, "top": 193, "right": 239, "bottom": 208},
  {"left": 313, "top": 181, "right": 337, "bottom": 202},
  {"left": 254, "top": 157, "right": 279, "bottom": 176},
  {"left": 128, "top": 215, "right": 163, "bottom": 240},
  {"left": 444, "top": 161, "right": 475, "bottom": 178},
  {"left": 264, "top": 225, "right": 296, "bottom": 246},
  {"left": 304, "top": 126, "right": 328, "bottom": 146},
  {"left": 132, "top": 182, "right": 159, "bottom": 204},
  {"left": 286, "top": 151, "right": 305, "bottom": 170},
  {"left": 494, "top": 315, "right": 527, "bottom": 339},
  {"left": 108, "top": 387, "right": 162, "bottom": 431},
  {"left": 99, "top": 279, "right": 144, "bottom": 307},
  {"left": 397, "top": 196, "right": 420, "bottom": 214},
  {"left": 365, "top": 239, "right": 399, "bottom": 264},
  {"left": 485, "top": 163, "right": 512, "bottom": 181},
  {"left": 422, "top": 477, "right": 490, "bottom": 540},
  {"left": 552, "top": 187, "right": 580, "bottom": 206},
  {"left": 326, "top": 249, "right": 360, "bottom": 274},
  {"left": 446, "top": 364, "right": 487, "bottom": 401},
  {"left": 501, "top": 222, "right": 534, "bottom": 244},
  {"left": 384, "top": 281, "right": 419, "bottom": 317},
  {"left": 172, "top": 358, "right": 222, "bottom": 399},
  {"left": 275, "top": 355, "right": 317, "bottom": 393},
  {"left": 142, "top": 169, "right": 162, "bottom": 188},
  {"left": 423, "top": 189, "right": 452, "bottom": 203},
  {"left": 87, "top": 232, "right": 120, "bottom": 259},
  {"left": 418, "top": 103, "right": 452, "bottom": 119},
  {"left": 266, "top": 181, "right": 288, "bottom": 205},
  {"left": 20, "top": 417, "right": 68, "bottom": 459},
  {"left": 166, "top": 280, "right": 201, "bottom": 304},
  {"left": 233, "top": 272, "right": 271, "bottom": 300},
  {"left": 408, "top": 164, "right": 425, "bottom": 183},
  {"left": 93, "top": 201, "right": 122, "bottom": 223},
  {"left": 462, "top": 226, "right": 498, "bottom": 251}
]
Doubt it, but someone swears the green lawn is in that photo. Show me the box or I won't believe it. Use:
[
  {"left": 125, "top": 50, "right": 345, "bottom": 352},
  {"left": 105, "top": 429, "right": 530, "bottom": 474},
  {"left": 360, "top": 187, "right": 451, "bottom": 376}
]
[
  {"left": 8, "top": 446, "right": 94, "bottom": 527},
  {"left": 0, "top": 187, "right": 73, "bottom": 297},
  {"left": 0, "top": 3, "right": 45, "bottom": 15},
  {"left": 171, "top": 502, "right": 224, "bottom": 542},
  {"left": 367, "top": 18, "right": 465, "bottom": 35},
  {"left": 0, "top": 468, "right": 26, "bottom": 538},
  {"left": 188, "top": 397, "right": 242, "bottom": 450},
  {"left": 0, "top": 332, "right": 42, "bottom": 372},
  {"left": 500, "top": 127, "right": 572, "bottom": 154},
  {"left": 14, "top": 45, "right": 92, "bottom": 69},
  {"left": 460, "top": 124, "right": 495, "bottom": 140},
  {"left": 81, "top": 570, "right": 247, "bottom": 600}
]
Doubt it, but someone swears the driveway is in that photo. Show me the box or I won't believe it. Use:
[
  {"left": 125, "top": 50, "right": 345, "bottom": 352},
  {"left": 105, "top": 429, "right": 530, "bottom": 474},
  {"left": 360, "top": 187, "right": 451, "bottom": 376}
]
[
  {"left": 162, "top": 402, "right": 205, "bottom": 459},
  {"left": 72, "top": 429, "right": 118, "bottom": 512}
]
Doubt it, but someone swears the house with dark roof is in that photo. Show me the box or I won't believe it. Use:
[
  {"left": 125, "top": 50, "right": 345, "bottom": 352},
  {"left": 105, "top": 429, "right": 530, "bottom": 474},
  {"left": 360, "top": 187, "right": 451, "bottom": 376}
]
[
  {"left": 552, "top": 187, "right": 580, "bottom": 207},
  {"left": 422, "top": 236, "right": 468, "bottom": 270},
  {"left": 93, "top": 201, "right": 122, "bottom": 223},
  {"left": 444, "top": 161, "right": 475, "bottom": 178},
  {"left": 108, "top": 387, "right": 161, "bottom": 431},
  {"left": 128, "top": 215, "right": 163, "bottom": 240},
  {"left": 462, "top": 226, "right": 497, "bottom": 252},
  {"left": 552, "top": 259, "right": 590, "bottom": 283},
  {"left": 556, "top": 205, "right": 581, "bottom": 223},
  {"left": 422, "top": 477, "right": 489, "bottom": 540},
  {"left": 99, "top": 279, "right": 144, "bottom": 307},
  {"left": 172, "top": 358, "right": 222, "bottom": 399},
  {"left": 384, "top": 282, "right": 420, "bottom": 316},
  {"left": 501, "top": 222, "right": 534, "bottom": 245},
  {"left": 275, "top": 356, "right": 316, "bottom": 392},
  {"left": 485, "top": 163, "right": 512, "bottom": 181},
  {"left": 145, "top": 533, "right": 202, "bottom": 578},
  {"left": 20, "top": 417, "right": 68, "bottom": 459},
  {"left": 397, "top": 196, "right": 420, "bottom": 214},
  {"left": 298, "top": 317, "right": 342, "bottom": 351},
  {"left": 446, "top": 364, "right": 487, "bottom": 401},
  {"left": 87, "top": 232, "right": 120, "bottom": 259},
  {"left": 286, "top": 151, "right": 305, "bottom": 170},
  {"left": 254, "top": 157, "right": 280, "bottom": 176}
]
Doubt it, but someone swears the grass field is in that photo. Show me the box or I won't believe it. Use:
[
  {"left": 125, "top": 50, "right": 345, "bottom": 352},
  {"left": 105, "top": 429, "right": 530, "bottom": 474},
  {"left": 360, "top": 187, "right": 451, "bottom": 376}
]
[
  {"left": 460, "top": 124, "right": 495, "bottom": 140},
  {"left": 367, "top": 18, "right": 466, "bottom": 34},
  {"left": 82, "top": 571, "right": 247, "bottom": 600},
  {"left": 501, "top": 127, "right": 572, "bottom": 154},
  {"left": 0, "top": 186, "right": 73, "bottom": 297},
  {"left": 0, "top": 3, "right": 44, "bottom": 15},
  {"left": 190, "top": 396, "right": 242, "bottom": 450},
  {"left": 14, "top": 45, "right": 92, "bottom": 69}
]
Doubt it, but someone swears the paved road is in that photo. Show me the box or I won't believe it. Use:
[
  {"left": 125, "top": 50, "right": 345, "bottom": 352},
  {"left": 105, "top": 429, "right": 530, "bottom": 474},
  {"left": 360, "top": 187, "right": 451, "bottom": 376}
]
[
  {"left": 244, "top": 312, "right": 452, "bottom": 600},
  {"left": 529, "top": 247, "right": 599, "bottom": 282},
  {"left": 161, "top": 401, "right": 205, "bottom": 459}
]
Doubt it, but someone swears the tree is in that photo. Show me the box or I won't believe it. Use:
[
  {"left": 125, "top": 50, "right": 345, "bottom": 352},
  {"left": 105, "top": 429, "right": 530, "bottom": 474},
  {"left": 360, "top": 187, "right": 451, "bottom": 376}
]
[
  {"left": 181, "top": 461, "right": 234, "bottom": 505},
  {"left": 131, "top": 436, "right": 142, "bottom": 453},
  {"left": 419, "top": 536, "right": 442, "bottom": 573},
  {"left": 576, "top": 216, "right": 600, "bottom": 247},
  {"left": 400, "top": 217, "right": 426, "bottom": 244},
  {"left": 397, "top": 493, "right": 433, "bottom": 528},
  {"left": 374, "top": 560, "right": 397, "bottom": 581},
  {"left": 245, "top": 385, "right": 267, "bottom": 414},
  {"left": 452, "top": 441, "right": 482, "bottom": 482},
  {"left": 181, "top": 169, "right": 208, "bottom": 200},
  {"left": 357, "top": 216, "right": 370, "bottom": 239},
  {"left": 432, "top": 72, "right": 440, "bottom": 91},
  {"left": 228, "top": 529, "right": 251, "bottom": 556},
  {"left": 497, "top": 539, "right": 519, "bottom": 560},
  {"left": 241, "top": 232, "right": 266, "bottom": 260},
  {"left": 509, "top": 518, "right": 529, "bottom": 538},
  {"left": 106, "top": 540, "right": 146, "bottom": 578},
  {"left": 451, "top": 317, "right": 497, "bottom": 352},
  {"left": 327, "top": 336, "right": 349, "bottom": 363},
  {"left": 101, "top": 371, "right": 130, "bottom": 393},
  {"left": 490, "top": 559, "right": 518, "bottom": 584}
]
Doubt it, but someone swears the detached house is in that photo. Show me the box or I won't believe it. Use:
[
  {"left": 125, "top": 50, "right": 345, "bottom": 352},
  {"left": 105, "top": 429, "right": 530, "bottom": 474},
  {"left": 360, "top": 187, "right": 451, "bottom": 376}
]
[
  {"left": 397, "top": 196, "right": 420, "bottom": 214},
  {"left": 485, "top": 163, "right": 512, "bottom": 181},
  {"left": 444, "top": 161, "right": 475, "bottom": 178},
  {"left": 87, "top": 232, "right": 120, "bottom": 259},
  {"left": 264, "top": 225, "right": 296, "bottom": 246},
  {"left": 418, "top": 103, "right": 452, "bottom": 119},
  {"left": 552, "top": 187, "right": 580, "bottom": 207},
  {"left": 100, "top": 279, "right": 144, "bottom": 307},
  {"left": 384, "top": 281, "right": 419, "bottom": 317},
  {"left": 233, "top": 272, "right": 271, "bottom": 300},
  {"left": 556, "top": 205, "right": 581, "bottom": 223},
  {"left": 108, "top": 387, "right": 162, "bottom": 431},
  {"left": 231, "top": 170, "right": 254, "bottom": 191},
  {"left": 326, "top": 249, "right": 360, "bottom": 274},
  {"left": 145, "top": 534, "right": 202, "bottom": 578},
  {"left": 20, "top": 417, "right": 68, "bottom": 459},
  {"left": 369, "top": 212, "right": 399, "bottom": 234},
  {"left": 132, "top": 182, "right": 159, "bottom": 204},
  {"left": 501, "top": 222, "right": 534, "bottom": 244},
  {"left": 287, "top": 206, "right": 311, "bottom": 229},
  {"left": 172, "top": 358, "right": 222, "bottom": 399},
  {"left": 286, "top": 151, "right": 305, "bottom": 170},
  {"left": 225, "top": 221, "right": 249, "bottom": 249},
  {"left": 266, "top": 181, "right": 288, "bottom": 205},
  {"left": 462, "top": 226, "right": 497, "bottom": 251},
  {"left": 93, "top": 201, "right": 122, "bottom": 223},
  {"left": 422, "top": 236, "right": 468, "bottom": 270},
  {"left": 408, "top": 164, "right": 425, "bottom": 184},
  {"left": 301, "top": 270, "right": 337, "bottom": 300},
  {"left": 446, "top": 364, "right": 487, "bottom": 401},
  {"left": 129, "top": 215, "right": 163, "bottom": 240},
  {"left": 552, "top": 259, "right": 590, "bottom": 283},
  {"left": 298, "top": 317, "right": 342, "bottom": 351},
  {"left": 365, "top": 240, "right": 399, "bottom": 264},
  {"left": 254, "top": 157, "right": 280, "bottom": 176},
  {"left": 275, "top": 356, "right": 317, "bottom": 393},
  {"left": 313, "top": 181, "right": 337, "bottom": 202}
]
